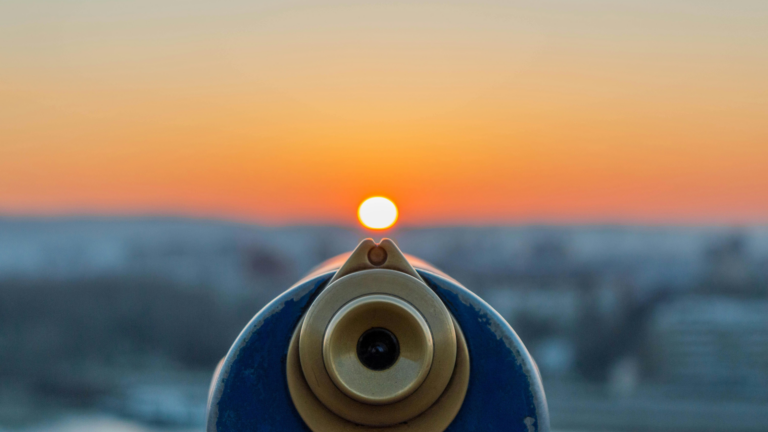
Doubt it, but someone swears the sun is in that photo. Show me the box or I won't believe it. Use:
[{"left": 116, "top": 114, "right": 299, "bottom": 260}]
[{"left": 358, "top": 197, "right": 398, "bottom": 230}]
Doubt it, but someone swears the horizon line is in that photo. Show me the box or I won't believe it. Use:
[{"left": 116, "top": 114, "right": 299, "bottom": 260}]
[{"left": 0, "top": 212, "right": 765, "bottom": 229}]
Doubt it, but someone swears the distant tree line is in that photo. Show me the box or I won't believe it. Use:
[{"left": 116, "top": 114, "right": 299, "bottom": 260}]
[{"left": 0, "top": 277, "right": 264, "bottom": 402}]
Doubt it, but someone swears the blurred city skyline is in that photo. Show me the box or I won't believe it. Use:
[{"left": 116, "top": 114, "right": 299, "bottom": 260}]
[
  {"left": 2, "top": 217, "right": 767, "bottom": 431},
  {"left": 2, "top": 0, "right": 768, "bottom": 225}
]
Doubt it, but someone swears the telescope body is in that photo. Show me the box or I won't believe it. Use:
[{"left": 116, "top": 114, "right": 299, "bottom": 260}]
[{"left": 207, "top": 239, "right": 549, "bottom": 432}]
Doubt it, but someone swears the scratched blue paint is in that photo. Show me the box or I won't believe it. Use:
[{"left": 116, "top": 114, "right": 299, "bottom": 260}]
[
  {"left": 420, "top": 271, "right": 549, "bottom": 432},
  {"left": 209, "top": 274, "right": 331, "bottom": 432},
  {"left": 208, "top": 270, "right": 549, "bottom": 432}
]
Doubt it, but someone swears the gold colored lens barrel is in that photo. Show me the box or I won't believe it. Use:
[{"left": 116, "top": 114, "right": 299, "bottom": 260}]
[
  {"left": 287, "top": 239, "right": 470, "bottom": 432},
  {"left": 323, "top": 294, "right": 434, "bottom": 405}
]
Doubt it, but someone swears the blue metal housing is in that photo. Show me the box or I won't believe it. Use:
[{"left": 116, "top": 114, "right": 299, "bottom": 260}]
[{"left": 207, "top": 268, "right": 550, "bottom": 432}]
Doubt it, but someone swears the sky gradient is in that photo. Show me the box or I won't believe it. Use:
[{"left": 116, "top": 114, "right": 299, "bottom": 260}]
[{"left": 2, "top": 0, "right": 767, "bottom": 226}]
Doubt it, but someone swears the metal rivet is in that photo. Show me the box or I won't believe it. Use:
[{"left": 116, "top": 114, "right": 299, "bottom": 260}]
[{"left": 368, "top": 246, "right": 387, "bottom": 266}]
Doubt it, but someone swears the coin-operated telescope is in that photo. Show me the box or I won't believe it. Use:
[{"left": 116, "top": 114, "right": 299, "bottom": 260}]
[{"left": 206, "top": 239, "right": 549, "bottom": 432}]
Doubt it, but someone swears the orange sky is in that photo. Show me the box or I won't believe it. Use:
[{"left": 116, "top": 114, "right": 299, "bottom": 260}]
[{"left": 1, "top": 0, "right": 767, "bottom": 225}]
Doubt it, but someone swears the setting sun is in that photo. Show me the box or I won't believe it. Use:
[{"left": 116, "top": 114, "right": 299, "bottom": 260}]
[{"left": 358, "top": 197, "right": 398, "bottom": 230}]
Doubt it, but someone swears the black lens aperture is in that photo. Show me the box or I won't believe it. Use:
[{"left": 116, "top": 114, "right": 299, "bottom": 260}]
[{"left": 356, "top": 328, "right": 400, "bottom": 371}]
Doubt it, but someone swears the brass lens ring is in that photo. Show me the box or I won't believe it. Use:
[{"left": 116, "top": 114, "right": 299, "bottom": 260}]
[
  {"left": 323, "top": 294, "right": 434, "bottom": 405},
  {"left": 287, "top": 316, "right": 470, "bottom": 432},
  {"left": 298, "top": 269, "right": 457, "bottom": 427}
]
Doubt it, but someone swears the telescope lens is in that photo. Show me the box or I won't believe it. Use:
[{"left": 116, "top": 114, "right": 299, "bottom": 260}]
[{"left": 357, "top": 328, "right": 400, "bottom": 371}]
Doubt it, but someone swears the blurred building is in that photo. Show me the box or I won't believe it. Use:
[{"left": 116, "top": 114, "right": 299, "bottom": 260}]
[{"left": 648, "top": 296, "right": 768, "bottom": 392}]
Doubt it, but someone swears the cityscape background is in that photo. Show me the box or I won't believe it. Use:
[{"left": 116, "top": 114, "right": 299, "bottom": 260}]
[{"left": 1, "top": 217, "right": 767, "bottom": 431}]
